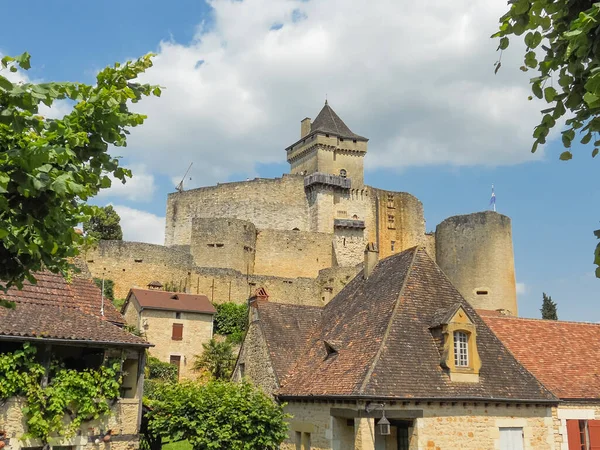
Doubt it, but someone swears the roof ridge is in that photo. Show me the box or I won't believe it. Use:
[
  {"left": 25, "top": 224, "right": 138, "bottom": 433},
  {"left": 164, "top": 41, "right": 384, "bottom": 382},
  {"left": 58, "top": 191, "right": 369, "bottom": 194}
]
[
  {"left": 326, "top": 104, "right": 341, "bottom": 135},
  {"left": 358, "top": 247, "right": 419, "bottom": 394},
  {"left": 485, "top": 315, "right": 600, "bottom": 326}
]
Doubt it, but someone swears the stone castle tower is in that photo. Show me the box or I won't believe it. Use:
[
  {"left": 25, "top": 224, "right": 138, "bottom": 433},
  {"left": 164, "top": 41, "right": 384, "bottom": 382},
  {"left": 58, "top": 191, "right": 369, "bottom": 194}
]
[{"left": 86, "top": 101, "right": 518, "bottom": 316}]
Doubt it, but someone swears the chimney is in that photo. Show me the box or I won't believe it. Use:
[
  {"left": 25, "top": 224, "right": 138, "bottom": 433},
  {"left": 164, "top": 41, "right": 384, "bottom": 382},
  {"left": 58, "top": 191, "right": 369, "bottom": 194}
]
[
  {"left": 301, "top": 117, "right": 311, "bottom": 138},
  {"left": 364, "top": 243, "right": 379, "bottom": 279}
]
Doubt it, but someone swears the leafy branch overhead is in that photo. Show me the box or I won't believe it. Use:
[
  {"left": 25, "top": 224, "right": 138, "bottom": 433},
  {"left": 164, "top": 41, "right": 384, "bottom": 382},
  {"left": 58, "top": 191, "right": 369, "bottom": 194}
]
[
  {"left": 493, "top": 1, "right": 600, "bottom": 276},
  {"left": 0, "top": 52, "right": 160, "bottom": 291},
  {"left": 494, "top": 0, "right": 600, "bottom": 158}
]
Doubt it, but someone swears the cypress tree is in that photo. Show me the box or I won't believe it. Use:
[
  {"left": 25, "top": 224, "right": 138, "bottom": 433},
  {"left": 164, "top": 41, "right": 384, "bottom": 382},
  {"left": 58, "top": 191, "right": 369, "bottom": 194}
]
[{"left": 540, "top": 292, "right": 558, "bottom": 320}]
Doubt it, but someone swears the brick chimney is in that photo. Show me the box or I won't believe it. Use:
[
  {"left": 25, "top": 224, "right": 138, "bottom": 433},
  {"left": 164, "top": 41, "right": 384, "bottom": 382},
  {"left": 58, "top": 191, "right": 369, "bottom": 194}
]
[
  {"left": 301, "top": 117, "right": 311, "bottom": 138},
  {"left": 364, "top": 243, "right": 379, "bottom": 279}
]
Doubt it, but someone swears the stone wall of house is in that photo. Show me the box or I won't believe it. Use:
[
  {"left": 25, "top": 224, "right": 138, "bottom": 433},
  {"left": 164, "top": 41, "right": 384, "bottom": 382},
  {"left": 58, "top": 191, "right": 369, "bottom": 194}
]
[
  {"left": 84, "top": 241, "right": 193, "bottom": 300},
  {"left": 140, "top": 308, "right": 213, "bottom": 380},
  {"left": 552, "top": 403, "right": 600, "bottom": 450},
  {"left": 435, "top": 211, "right": 517, "bottom": 315},
  {"left": 165, "top": 174, "right": 309, "bottom": 247},
  {"left": 254, "top": 229, "right": 333, "bottom": 278},
  {"left": 280, "top": 400, "right": 555, "bottom": 450},
  {"left": 232, "top": 310, "right": 279, "bottom": 396},
  {"left": 0, "top": 397, "right": 141, "bottom": 450}
]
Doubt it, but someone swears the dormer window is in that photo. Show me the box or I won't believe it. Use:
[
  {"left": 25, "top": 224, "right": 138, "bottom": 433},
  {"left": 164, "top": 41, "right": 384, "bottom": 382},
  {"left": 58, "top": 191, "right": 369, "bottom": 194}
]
[
  {"left": 430, "top": 304, "right": 481, "bottom": 383},
  {"left": 454, "top": 331, "right": 469, "bottom": 367}
]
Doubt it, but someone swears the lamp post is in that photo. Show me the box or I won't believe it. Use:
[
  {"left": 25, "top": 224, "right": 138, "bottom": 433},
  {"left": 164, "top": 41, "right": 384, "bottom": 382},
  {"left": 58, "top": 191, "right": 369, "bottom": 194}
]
[{"left": 365, "top": 402, "right": 391, "bottom": 436}]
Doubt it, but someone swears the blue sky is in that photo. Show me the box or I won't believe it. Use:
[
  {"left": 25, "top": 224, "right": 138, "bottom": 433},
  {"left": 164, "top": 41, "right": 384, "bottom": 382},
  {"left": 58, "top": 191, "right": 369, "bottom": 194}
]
[{"left": 1, "top": 0, "right": 598, "bottom": 321}]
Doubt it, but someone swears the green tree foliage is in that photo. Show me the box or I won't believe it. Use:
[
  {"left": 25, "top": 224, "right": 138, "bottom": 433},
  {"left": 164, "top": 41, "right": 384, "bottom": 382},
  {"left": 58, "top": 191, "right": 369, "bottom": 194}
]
[
  {"left": 0, "top": 52, "right": 159, "bottom": 291},
  {"left": 541, "top": 292, "right": 559, "bottom": 320},
  {"left": 213, "top": 302, "right": 248, "bottom": 343},
  {"left": 146, "top": 380, "right": 289, "bottom": 450},
  {"left": 0, "top": 343, "right": 122, "bottom": 443},
  {"left": 193, "top": 339, "right": 236, "bottom": 381},
  {"left": 144, "top": 355, "right": 179, "bottom": 399},
  {"left": 93, "top": 277, "right": 114, "bottom": 301},
  {"left": 493, "top": 1, "right": 600, "bottom": 276},
  {"left": 84, "top": 205, "right": 123, "bottom": 240}
]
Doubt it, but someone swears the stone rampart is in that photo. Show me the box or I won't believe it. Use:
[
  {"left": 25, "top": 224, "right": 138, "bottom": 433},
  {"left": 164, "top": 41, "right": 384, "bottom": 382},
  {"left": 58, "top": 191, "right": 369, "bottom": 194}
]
[
  {"left": 84, "top": 241, "right": 193, "bottom": 300},
  {"left": 165, "top": 174, "right": 309, "bottom": 247},
  {"left": 254, "top": 229, "right": 333, "bottom": 278},
  {"left": 435, "top": 211, "right": 517, "bottom": 315},
  {"left": 190, "top": 218, "right": 257, "bottom": 273}
]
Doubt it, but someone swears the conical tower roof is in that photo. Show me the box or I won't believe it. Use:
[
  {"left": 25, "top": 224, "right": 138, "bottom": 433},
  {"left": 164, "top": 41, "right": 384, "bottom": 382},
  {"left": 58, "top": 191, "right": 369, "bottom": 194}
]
[{"left": 310, "top": 101, "right": 367, "bottom": 141}]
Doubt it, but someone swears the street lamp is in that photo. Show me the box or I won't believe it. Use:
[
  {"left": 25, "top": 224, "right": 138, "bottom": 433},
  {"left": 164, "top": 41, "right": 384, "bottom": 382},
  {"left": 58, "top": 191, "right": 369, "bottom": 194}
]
[{"left": 365, "top": 402, "right": 391, "bottom": 436}]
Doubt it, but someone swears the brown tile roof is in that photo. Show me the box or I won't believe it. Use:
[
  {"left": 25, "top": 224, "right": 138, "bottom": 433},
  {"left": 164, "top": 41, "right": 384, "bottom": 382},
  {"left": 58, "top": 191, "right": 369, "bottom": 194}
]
[
  {"left": 482, "top": 315, "right": 600, "bottom": 400},
  {"left": 255, "top": 302, "right": 322, "bottom": 383},
  {"left": 0, "top": 272, "right": 148, "bottom": 347},
  {"left": 2, "top": 272, "right": 124, "bottom": 324},
  {"left": 309, "top": 101, "right": 368, "bottom": 141},
  {"left": 276, "top": 247, "right": 556, "bottom": 402},
  {"left": 128, "top": 288, "right": 216, "bottom": 314}
]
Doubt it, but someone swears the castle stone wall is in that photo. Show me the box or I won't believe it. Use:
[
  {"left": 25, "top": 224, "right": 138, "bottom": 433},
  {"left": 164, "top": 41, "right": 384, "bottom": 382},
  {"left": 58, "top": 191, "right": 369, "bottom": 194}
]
[
  {"left": 424, "top": 232, "right": 436, "bottom": 261},
  {"left": 333, "top": 229, "right": 367, "bottom": 267},
  {"left": 85, "top": 241, "right": 193, "bottom": 300},
  {"left": 372, "top": 189, "right": 426, "bottom": 260},
  {"left": 435, "top": 211, "right": 517, "bottom": 315},
  {"left": 190, "top": 218, "right": 256, "bottom": 274},
  {"left": 254, "top": 229, "right": 333, "bottom": 278},
  {"left": 165, "top": 174, "right": 309, "bottom": 247}
]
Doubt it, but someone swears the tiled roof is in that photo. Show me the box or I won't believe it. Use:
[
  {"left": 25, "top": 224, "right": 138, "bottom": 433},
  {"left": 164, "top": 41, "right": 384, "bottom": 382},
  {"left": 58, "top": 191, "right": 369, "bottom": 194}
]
[
  {"left": 128, "top": 288, "right": 216, "bottom": 314},
  {"left": 0, "top": 272, "right": 148, "bottom": 347},
  {"left": 309, "top": 101, "right": 368, "bottom": 141},
  {"left": 2, "top": 272, "right": 124, "bottom": 324},
  {"left": 482, "top": 315, "right": 600, "bottom": 400},
  {"left": 255, "top": 302, "right": 322, "bottom": 383},
  {"left": 276, "top": 247, "right": 556, "bottom": 402}
]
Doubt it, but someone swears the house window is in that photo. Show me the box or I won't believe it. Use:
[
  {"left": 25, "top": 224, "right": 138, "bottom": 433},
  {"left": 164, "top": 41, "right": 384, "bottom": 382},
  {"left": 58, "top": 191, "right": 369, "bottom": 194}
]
[
  {"left": 567, "top": 419, "right": 600, "bottom": 449},
  {"left": 387, "top": 214, "right": 395, "bottom": 229},
  {"left": 454, "top": 331, "right": 469, "bottom": 367},
  {"left": 175, "top": 312, "right": 181, "bottom": 319},
  {"left": 499, "top": 427, "right": 523, "bottom": 450},
  {"left": 391, "top": 241, "right": 395, "bottom": 252},
  {"left": 172, "top": 323, "right": 183, "bottom": 340},
  {"left": 169, "top": 355, "right": 181, "bottom": 377}
]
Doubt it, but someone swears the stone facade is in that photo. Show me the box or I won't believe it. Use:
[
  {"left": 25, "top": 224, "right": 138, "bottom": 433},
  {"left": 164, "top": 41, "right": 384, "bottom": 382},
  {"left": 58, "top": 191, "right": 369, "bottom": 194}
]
[
  {"left": 0, "top": 397, "right": 141, "bottom": 450},
  {"left": 122, "top": 301, "right": 214, "bottom": 380},
  {"left": 280, "top": 401, "right": 555, "bottom": 450}
]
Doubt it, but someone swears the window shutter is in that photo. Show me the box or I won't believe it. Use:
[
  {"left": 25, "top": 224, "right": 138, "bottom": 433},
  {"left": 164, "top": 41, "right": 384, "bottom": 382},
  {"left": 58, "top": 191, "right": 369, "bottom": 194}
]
[
  {"left": 172, "top": 323, "right": 183, "bottom": 340},
  {"left": 566, "top": 420, "right": 582, "bottom": 450},
  {"left": 589, "top": 420, "right": 600, "bottom": 449}
]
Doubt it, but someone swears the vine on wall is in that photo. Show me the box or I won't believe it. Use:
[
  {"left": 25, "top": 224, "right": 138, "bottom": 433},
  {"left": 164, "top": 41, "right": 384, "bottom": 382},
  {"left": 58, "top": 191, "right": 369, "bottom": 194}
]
[{"left": 0, "top": 343, "right": 123, "bottom": 443}]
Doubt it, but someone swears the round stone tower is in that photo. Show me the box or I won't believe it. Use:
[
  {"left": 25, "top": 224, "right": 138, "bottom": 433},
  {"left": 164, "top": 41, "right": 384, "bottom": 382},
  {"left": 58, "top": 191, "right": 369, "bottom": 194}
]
[{"left": 435, "top": 211, "right": 517, "bottom": 315}]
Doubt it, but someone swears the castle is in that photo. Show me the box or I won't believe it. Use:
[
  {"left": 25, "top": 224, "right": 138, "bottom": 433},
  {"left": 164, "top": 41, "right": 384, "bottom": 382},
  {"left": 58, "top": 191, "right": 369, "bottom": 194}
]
[{"left": 86, "top": 101, "right": 518, "bottom": 315}]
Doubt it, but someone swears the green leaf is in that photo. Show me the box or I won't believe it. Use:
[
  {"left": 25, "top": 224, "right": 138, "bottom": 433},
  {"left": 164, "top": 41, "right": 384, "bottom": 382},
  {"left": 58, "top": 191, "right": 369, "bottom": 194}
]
[
  {"left": 544, "top": 87, "right": 557, "bottom": 102},
  {"left": 498, "top": 37, "right": 509, "bottom": 50},
  {"left": 581, "top": 133, "right": 593, "bottom": 144},
  {"left": 532, "top": 82, "right": 543, "bottom": 99},
  {"left": 593, "top": 148, "right": 599, "bottom": 157},
  {"left": 0, "top": 75, "right": 13, "bottom": 91},
  {"left": 559, "top": 151, "right": 573, "bottom": 160}
]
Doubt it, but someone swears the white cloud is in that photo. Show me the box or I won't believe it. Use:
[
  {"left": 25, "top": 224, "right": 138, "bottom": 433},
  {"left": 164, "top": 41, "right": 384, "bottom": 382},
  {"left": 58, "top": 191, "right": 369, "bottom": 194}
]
[
  {"left": 117, "top": 0, "right": 547, "bottom": 187},
  {"left": 112, "top": 205, "right": 165, "bottom": 245},
  {"left": 96, "top": 165, "right": 156, "bottom": 202},
  {"left": 516, "top": 282, "right": 527, "bottom": 295}
]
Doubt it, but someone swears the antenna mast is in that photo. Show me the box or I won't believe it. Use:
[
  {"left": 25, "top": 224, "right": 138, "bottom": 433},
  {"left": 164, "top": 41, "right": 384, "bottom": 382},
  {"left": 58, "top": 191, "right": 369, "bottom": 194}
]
[{"left": 176, "top": 162, "right": 193, "bottom": 193}]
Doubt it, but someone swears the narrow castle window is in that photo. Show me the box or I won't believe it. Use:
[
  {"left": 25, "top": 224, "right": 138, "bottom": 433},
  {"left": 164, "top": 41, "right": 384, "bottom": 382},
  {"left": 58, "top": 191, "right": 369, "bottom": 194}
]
[
  {"left": 476, "top": 290, "right": 488, "bottom": 295},
  {"left": 216, "top": 243, "right": 224, "bottom": 248},
  {"left": 454, "top": 331, "right": 469, "bottom": 367},
  {"left": 353, "top": 139, "right": 357, "bottom": 143},
  {"left": 207, "top": 243, "right": 215, "bottom": 247},
  {"left": 387, "top": 194, "right": 395, "bottom": 208},
  {"left": 387, "top": 214, "right": 395, "bottom": 229},
  {"left": 134, "top": 259, "right": 143, "bottom": 263},
  {"left": 175, "top": 312, "right": 181, "bottom": 319},
  {"left": 391, "top": 241, "right": 395, "bottom": 252}
]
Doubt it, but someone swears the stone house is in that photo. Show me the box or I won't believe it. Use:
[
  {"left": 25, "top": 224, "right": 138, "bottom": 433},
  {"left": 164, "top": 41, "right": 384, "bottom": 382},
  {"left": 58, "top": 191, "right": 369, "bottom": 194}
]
[
  {"left": 0, "top": 271, "right": 150, "bottom": 450},
  {"left": 235, "top": 246, "right": 559, "bottom": 450},
  {"left": 482, "top": 313, "right": 600, "bottom": 449},
  {"left": 122, "top": 286, "right": 216, "bottom": 379}
]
